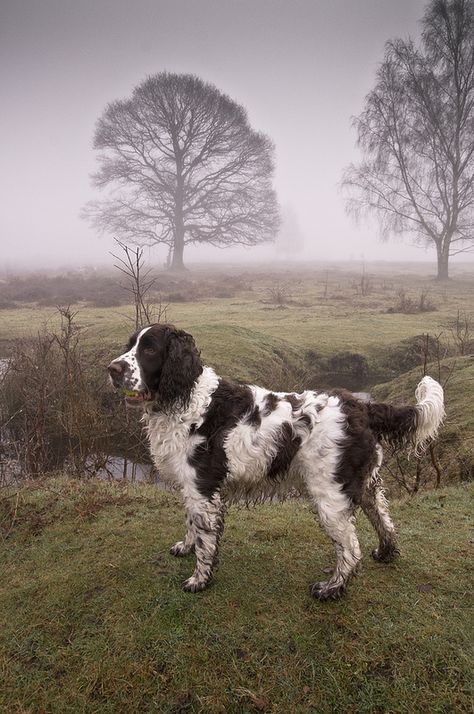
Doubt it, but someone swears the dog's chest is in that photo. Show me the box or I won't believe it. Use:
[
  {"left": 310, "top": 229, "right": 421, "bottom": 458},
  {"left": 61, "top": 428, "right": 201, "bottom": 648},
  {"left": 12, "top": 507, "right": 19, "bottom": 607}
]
[
  {"left": 142, "top": 367, "right": 219, "bottom": 485},
  {"left": 144, "top": 414, "right": 193, "bottom": 483}
]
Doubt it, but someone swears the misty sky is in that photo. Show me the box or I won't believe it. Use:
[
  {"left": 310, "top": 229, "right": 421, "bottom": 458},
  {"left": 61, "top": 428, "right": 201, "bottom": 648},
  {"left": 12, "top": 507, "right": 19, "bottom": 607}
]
[{"left": 3, "top": 0, "right": 455, "bottom": 270}]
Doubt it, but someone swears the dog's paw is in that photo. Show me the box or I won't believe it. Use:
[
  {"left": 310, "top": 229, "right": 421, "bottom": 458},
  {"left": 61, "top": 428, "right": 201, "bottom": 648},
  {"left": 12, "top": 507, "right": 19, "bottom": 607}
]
[
  {"left": 371, "top": 545, "right": 400, "bottom": 563},
  {"left": 310, "top": 580, "right": 346, "bottom": 601},
  {"left": 170, "top": 541, "right": 194, "bottom": 557},
  {"left": 182, "top": 575, "right": 208, "bottom": 593}
]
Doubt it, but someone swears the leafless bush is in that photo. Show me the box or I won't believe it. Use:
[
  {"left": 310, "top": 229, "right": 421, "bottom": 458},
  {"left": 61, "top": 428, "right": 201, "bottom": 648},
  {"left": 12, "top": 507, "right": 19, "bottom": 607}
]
[
  {"left": 2, "top": 309, "right": 99, "bottom": 476},
  {"left": 112, "top": 239, "right": 167, "bottom": 329},
  {"left": 264, "top": 281, "right": 293, "bottom": 308},
  {"left": 0, "top": 307, "right": 139, "bottom": 480},
  {"left": 446, "top": 310, "right": 473, "bottom": 356},
  {"left": 387, "top": 288, "right": 436, "bottom": 314}
]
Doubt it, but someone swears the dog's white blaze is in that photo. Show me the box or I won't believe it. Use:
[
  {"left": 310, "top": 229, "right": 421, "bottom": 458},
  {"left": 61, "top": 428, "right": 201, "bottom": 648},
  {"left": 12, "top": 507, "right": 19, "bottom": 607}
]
[{"left": 114, "top": 326, "right": 152, "bottom": 391}]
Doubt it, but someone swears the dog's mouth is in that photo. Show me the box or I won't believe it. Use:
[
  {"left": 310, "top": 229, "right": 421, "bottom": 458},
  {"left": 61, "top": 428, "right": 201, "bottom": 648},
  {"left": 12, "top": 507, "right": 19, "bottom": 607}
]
[{"left": 121, "top": 388, "right": 153, "bottom": 405}]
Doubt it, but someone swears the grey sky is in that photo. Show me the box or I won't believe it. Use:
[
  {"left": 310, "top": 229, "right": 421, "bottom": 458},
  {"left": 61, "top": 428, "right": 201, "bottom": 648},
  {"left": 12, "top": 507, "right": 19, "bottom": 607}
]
[{"left": 2, "top": 0, "right": 442, "bottom": 269}]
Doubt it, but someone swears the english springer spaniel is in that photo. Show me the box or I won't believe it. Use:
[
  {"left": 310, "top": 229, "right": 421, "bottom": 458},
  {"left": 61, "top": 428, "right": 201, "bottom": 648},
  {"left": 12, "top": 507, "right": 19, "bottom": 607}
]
[{"left": 108, "top": 324, "right": 444, "bottom": 600}]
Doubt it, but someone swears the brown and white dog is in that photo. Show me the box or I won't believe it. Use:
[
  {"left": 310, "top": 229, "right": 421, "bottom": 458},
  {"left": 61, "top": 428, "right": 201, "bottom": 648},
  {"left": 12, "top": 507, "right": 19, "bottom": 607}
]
[{"left": 108, "top": 323, "right": 444, "bottom": 600}]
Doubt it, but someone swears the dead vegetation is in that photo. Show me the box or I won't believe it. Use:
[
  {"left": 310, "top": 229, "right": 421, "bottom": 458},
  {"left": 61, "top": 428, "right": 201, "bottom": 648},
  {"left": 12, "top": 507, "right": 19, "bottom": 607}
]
[
  {"left": 386, "top": 288, "right": 436, "bottom": 314},
  {"left": 0, "top": 307, "right": 148, "bottom": 482},
  {"left": 111, "top": 240, "right": 168, "bottom": 328}
]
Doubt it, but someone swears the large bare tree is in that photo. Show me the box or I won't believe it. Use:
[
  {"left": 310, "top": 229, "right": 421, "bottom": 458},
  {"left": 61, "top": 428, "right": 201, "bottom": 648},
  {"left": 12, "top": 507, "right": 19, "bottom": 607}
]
[
  {"left": 343, "top": 0, "right": 474, "bottom": 279},
  {"left": 83, "top": 72, "right": 279, "bottom": 270}
]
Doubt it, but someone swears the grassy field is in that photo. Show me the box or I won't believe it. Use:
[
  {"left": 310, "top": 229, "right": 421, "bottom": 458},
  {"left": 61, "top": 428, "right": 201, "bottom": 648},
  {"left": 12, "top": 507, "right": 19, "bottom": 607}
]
[
  {"left": 1, "top": 477, "right": 472, "bottom": 713},
  {"left": 1, "top": 262, "right": 473, "bottom": 387},
  {"left": 1, "top": 263, "right": 473, "bottom": 712},
  {"left": 1, "top": 261, "right": 473, "bottom": 485}
]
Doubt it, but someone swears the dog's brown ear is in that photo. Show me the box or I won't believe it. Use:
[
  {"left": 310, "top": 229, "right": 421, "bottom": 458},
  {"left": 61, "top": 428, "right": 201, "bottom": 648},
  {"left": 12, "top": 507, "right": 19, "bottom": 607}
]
[{"left": 158, "top": 328, "right": 202, "bottom": 408}]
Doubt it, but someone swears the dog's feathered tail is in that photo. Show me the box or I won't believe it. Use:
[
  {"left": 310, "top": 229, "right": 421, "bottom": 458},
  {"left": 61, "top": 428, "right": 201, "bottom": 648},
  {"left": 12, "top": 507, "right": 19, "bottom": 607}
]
[{"left": 368, "top": 376, "right": 445, "bottom": 454}]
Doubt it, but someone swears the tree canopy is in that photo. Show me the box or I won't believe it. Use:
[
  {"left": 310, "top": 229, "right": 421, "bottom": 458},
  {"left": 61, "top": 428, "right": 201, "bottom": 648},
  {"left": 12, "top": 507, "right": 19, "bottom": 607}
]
[
  {"left": 84, "top": 72, "right": 279, "bottom": 270},
  {"left": 343, "top": 0, "right": 474, "bottom": 279}
]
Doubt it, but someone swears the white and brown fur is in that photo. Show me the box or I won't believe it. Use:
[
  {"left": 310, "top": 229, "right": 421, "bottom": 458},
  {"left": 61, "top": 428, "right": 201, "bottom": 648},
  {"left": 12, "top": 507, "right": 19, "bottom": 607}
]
[{"left": 108, "top": 324, "right": 445, "bottom": 600}]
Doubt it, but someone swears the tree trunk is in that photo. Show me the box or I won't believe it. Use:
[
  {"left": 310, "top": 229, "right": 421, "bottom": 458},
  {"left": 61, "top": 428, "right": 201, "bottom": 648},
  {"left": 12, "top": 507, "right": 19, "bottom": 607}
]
[
  {"left": 170, "top": 229, "right": 185, "bottom": 271},
  {"left": 170, "top": 179, "right": 186, "bottom": 271},
  {"left": 436, "top": 240, "right": 450, "bottom": 280}
]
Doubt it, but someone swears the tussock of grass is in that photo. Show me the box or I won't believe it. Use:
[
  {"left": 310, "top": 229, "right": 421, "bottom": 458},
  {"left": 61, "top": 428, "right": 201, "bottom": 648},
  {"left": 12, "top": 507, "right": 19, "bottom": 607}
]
[{"left": 1, "top": 478, "right": 472, "bottom": 713}]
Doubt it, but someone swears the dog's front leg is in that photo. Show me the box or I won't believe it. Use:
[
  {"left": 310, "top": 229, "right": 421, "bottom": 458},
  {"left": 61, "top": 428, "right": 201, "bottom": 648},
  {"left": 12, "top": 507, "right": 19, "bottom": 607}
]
[
  {"left": 182, "top": 492, "right": 226, "bottom": 593},
  {"left": 170, "top": 508, "right": 196, "bottom": 557}
]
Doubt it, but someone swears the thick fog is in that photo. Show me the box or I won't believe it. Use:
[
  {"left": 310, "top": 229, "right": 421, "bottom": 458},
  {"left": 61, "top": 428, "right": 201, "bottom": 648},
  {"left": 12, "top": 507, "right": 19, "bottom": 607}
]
[{"left": 2, "top": 0, "right": 451, "bottom": 270}]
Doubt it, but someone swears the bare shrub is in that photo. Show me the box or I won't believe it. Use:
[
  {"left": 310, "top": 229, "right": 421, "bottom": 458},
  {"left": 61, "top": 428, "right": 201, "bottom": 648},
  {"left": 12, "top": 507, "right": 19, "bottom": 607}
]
[
  {"left": 112, "top": 239, "right": 167, "bottom": 329},
  {"left": 378, "top": 334, "right": 449, "bottom": 383},
  {"left": 0, "top": 308, "right": 143, "bottom": 480},
  {"left": 1, "top": 309, "right": 101, "bottom": 477},
  {"left": 446, "top": 310, "right": 473, "bottom": 356},
  {"left": 264, "top": 281, "right": 293, "bottom": 308},
  {"left": 387, "top": 288, "right": 436, "bottom": 314}
]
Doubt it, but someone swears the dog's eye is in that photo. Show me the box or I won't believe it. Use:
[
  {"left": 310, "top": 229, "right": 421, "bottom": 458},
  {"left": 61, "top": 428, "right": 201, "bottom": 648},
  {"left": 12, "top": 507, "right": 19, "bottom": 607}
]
[{"left": 144, "top": 347, "right": 156, "bottom": 355}]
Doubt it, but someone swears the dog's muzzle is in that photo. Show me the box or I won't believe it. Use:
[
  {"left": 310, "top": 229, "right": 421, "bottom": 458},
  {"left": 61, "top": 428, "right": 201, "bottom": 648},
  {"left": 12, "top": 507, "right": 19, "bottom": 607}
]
[
  {"left": 107, "top": 359, "right": 128, "bottom": 388},
  {"left": 107, "top": 359, "right": 152, "bottom": 405}
]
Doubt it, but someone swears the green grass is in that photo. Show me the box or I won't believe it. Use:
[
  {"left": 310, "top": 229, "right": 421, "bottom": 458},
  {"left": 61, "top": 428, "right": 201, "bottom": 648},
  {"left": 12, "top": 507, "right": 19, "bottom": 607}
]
[
  {"left": 1, "top": 265, "right": 473, "bottom": 710},
  {"left": 1, "top": 264, "right": 474, "bottom": 386},
  {"left": 1, "top": 477, "right": 472, "bottom": 713}
]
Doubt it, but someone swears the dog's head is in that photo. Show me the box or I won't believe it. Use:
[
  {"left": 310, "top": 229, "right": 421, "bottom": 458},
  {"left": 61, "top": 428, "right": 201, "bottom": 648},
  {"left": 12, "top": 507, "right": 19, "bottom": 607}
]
[{"left": 107, "top": 323, "right": 203, "bottom": 410}]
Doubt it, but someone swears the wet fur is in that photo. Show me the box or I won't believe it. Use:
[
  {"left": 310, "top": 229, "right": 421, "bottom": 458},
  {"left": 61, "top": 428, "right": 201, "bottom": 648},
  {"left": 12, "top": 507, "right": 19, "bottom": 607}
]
[{"left": 108, "top": 324, "right": 444, "bottom": 600}]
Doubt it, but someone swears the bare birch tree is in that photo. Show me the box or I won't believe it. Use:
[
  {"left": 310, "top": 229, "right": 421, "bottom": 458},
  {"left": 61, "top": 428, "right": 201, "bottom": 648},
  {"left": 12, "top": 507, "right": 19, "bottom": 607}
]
[
  {"left": 343, "top": 0, "right": 474, "bottom": 279},
  {"left": 83, "top": 72, "right": 279, "bottom": 271}
]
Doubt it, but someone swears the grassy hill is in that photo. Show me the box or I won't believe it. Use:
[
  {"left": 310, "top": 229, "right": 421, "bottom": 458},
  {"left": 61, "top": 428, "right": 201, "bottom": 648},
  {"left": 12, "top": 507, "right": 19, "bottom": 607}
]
[
  {"left": 373, "top": 355, "right": 474, "bottom": 485},
  {"left": 1, "top": 477, "right": 472, "bottom": 713}
]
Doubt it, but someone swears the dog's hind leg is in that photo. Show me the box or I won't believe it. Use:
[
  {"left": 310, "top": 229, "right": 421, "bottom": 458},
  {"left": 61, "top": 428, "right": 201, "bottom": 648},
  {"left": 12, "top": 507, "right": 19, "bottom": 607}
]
[
  {"left": 310, "top": 494, "right": 362, "bottom": 600},
  {"left": 360, "top": 445, "right": 399, "bottom": 563},
  {"left": 182, "top": 492, "right": 226, "bottom": 593}
]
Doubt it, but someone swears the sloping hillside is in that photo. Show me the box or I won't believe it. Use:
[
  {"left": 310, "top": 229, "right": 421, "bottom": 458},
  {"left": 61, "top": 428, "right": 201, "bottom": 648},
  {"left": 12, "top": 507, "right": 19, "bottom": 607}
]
[
  {"left": 373, "top": 355, "right": 474, "bottom": 484},
  {"left": 1, "top": 478, "right": 472, "bottom": 713}
]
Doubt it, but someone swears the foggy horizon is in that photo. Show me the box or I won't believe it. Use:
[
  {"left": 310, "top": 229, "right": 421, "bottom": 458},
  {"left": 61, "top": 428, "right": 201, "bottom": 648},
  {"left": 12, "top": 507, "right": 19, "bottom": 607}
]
[{"left": 2, "top": 0, "right": 472, "bottom": 271}]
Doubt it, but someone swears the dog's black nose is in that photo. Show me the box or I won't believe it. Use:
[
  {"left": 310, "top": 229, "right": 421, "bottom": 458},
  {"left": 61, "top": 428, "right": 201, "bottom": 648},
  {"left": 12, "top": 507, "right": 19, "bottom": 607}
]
[{"left": 107, "top": 360, "right": 126, "bottom": 376}]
